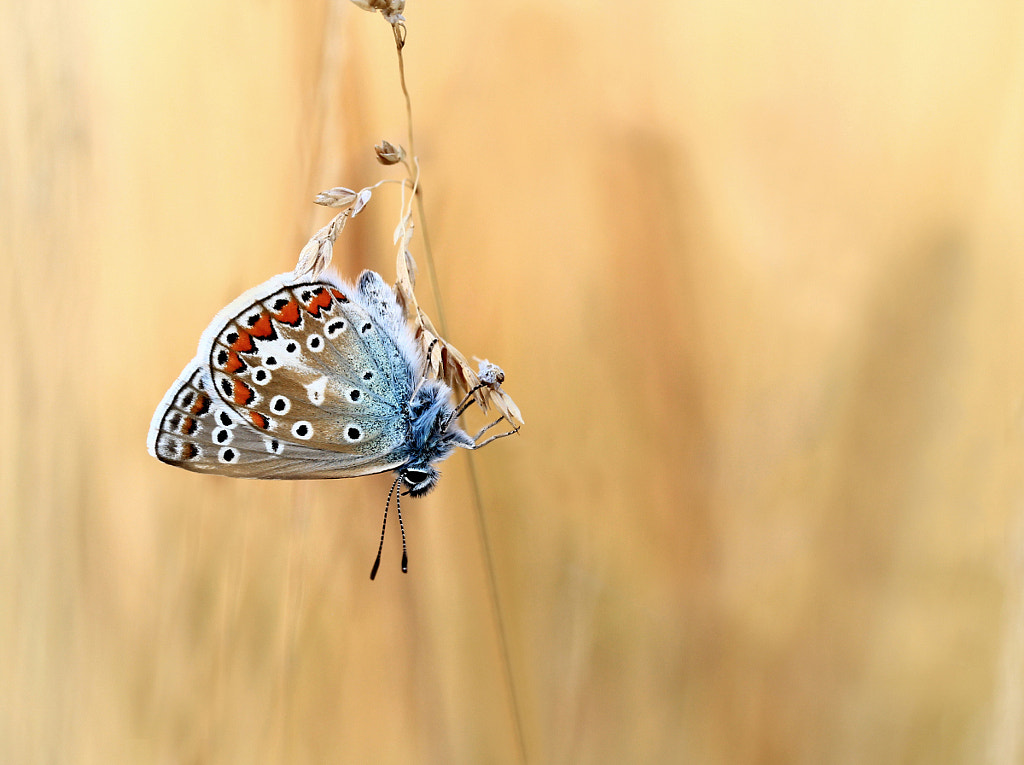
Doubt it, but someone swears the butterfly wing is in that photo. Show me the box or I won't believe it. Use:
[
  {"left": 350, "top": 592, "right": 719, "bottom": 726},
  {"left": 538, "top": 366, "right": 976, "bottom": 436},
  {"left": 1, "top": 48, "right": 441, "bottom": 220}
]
[{"left": 148, "top": 271, "right": 421, "bottom": 479}]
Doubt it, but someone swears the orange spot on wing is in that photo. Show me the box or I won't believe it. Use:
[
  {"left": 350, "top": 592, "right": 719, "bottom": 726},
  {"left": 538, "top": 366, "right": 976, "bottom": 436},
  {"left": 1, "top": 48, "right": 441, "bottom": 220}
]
[
  {"left": 274, "top": 300, "right": 301, "bottom": 326},
  {"left": 249, "top": 312, "right": 275, "bottom": 339},
  {"left": 330, "top": 288, "right": 348, "bottom": 302},
  {"left": 304, "top": 288, "right": 333, "bottom": 317},
  {"left": 224, "top": 351, "right": 244, "bottom": 374},
  {"left": 181, "top": 442, "right": 199, "bottom": 460},
  {"left": 250, "top": 411, "right": 269, "bottom": 429},
  {"left": 181, "top": 416, "right": 197, "bottom": 435},
  {"left": 314, "top": 289, "right": 333, "bottom": 310},
  {"left": 233, "top": 381, "right": 255, "bottom": 406},
  {"left": 230, "top": 328, "right": 254, "bottom": 353},
  {"left": 191, "top": 393, "right": 211, "bottom": 415}
]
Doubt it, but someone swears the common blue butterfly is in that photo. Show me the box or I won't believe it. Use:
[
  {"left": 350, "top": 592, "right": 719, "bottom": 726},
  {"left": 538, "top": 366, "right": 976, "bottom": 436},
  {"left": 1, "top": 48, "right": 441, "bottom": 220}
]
[{"left": 148, "top": 267, "right": 515, "bottom": 576}]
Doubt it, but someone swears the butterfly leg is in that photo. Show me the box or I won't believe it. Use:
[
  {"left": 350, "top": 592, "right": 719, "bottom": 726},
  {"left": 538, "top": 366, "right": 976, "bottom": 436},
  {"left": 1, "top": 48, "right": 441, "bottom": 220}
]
[
  {"left": 473, "top": 416, "right": 507, "bottom": 442},
  {"left": 473, "top": 420, "right": 520, "bottom": 450},
  {"left": 453, "top": 383, "right": 487, "bottom": 420}
]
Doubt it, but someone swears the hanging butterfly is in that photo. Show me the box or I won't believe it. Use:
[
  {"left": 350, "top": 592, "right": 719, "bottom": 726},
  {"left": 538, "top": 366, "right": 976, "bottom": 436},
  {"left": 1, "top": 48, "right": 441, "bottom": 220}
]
[{"left": 148, "top": 268, "right": 515, "bottom": 578}]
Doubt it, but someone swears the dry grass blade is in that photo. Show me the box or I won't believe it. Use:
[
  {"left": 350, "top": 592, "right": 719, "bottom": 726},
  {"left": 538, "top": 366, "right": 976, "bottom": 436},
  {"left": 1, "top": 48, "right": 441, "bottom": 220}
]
[
  {"left": 394, "top": 243, "right": 524, "bottom": 427},
  {"left": 295, "top": 186, "right": 524, "bottom": 429}
]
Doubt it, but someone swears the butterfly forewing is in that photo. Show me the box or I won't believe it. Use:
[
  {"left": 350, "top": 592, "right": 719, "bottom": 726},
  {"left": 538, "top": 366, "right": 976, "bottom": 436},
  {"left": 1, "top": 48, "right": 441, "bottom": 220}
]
[{"left": 147, "top": 273, "right": 418, "bottom": 479}]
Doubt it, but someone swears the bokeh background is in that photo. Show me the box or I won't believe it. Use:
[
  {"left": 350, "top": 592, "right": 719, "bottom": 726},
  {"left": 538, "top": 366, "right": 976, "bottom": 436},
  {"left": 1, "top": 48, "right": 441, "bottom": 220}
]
[{"left": 4, "top": 0, "right": 1024, "bottom": 762}]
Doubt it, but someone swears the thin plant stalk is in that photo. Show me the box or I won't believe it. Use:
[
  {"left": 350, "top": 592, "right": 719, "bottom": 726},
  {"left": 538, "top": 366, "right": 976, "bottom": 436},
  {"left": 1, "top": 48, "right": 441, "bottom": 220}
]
[{"left": 391, "top": 19, "right": 528, "bottom": 765}]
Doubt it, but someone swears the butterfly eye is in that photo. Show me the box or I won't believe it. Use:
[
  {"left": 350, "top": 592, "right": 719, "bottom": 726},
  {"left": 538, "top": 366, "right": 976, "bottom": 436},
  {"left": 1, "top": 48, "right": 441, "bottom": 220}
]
[{"left": 404, "top": 470, "right": 429, "bottom": 486}]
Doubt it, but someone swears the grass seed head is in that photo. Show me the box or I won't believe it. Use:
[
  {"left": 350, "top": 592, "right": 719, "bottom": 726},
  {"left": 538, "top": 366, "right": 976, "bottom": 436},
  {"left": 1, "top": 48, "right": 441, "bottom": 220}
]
[{"left": 375, "top": 140, "right": 406, "bottom": 165}]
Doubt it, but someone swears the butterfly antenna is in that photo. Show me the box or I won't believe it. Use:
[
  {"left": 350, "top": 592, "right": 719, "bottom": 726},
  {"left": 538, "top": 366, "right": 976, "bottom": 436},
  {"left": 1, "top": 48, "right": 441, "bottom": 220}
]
[
  {"left": 396, "top": 483, "right": 408, "bottom": 573},
  {"left": 370, "top": 474, "right": 402, "bottom": 580}
]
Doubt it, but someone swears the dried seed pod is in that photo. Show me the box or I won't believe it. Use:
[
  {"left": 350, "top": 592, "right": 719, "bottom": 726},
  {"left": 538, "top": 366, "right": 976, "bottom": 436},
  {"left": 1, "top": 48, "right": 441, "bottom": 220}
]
[
  {"left": 375, "top": 140, "right": 406, "bottom": 165},
  {"left": 315, "top": 187, "right": 358, "bottom": 208},
  {"left": 351, "top": 188, "right": 373, "bottom": 216},
  {"left": 294, "top": 212, "right": 349, "bottom": 279},
  {"left": 348, "top": 0, "right": 405, "bottom": 23}
]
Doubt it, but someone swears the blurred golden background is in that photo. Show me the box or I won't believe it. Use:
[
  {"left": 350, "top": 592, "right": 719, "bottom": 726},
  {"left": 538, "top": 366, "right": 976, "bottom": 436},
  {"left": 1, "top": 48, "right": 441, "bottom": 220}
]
[{"left": 4, "top": 0, "right": 1024, "bottom": 762}]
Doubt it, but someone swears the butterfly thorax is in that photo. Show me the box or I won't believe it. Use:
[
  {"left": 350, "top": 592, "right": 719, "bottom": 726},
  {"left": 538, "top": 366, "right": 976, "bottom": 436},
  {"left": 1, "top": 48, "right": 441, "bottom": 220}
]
[{"left": 399, "top": 379, "right": 474, "bottom": 496}]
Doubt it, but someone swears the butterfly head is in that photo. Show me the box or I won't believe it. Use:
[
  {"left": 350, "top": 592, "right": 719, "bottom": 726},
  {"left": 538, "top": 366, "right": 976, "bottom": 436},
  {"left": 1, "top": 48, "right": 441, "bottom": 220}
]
[{"left": 399, "top": 379, "right": 475, "bottom": 496}]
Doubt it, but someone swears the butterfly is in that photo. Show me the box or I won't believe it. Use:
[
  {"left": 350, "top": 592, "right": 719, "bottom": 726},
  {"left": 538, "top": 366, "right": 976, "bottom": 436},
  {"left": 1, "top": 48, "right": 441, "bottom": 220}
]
[{"left": 148, "top": 268, "right": 515, "bottom": 577}]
